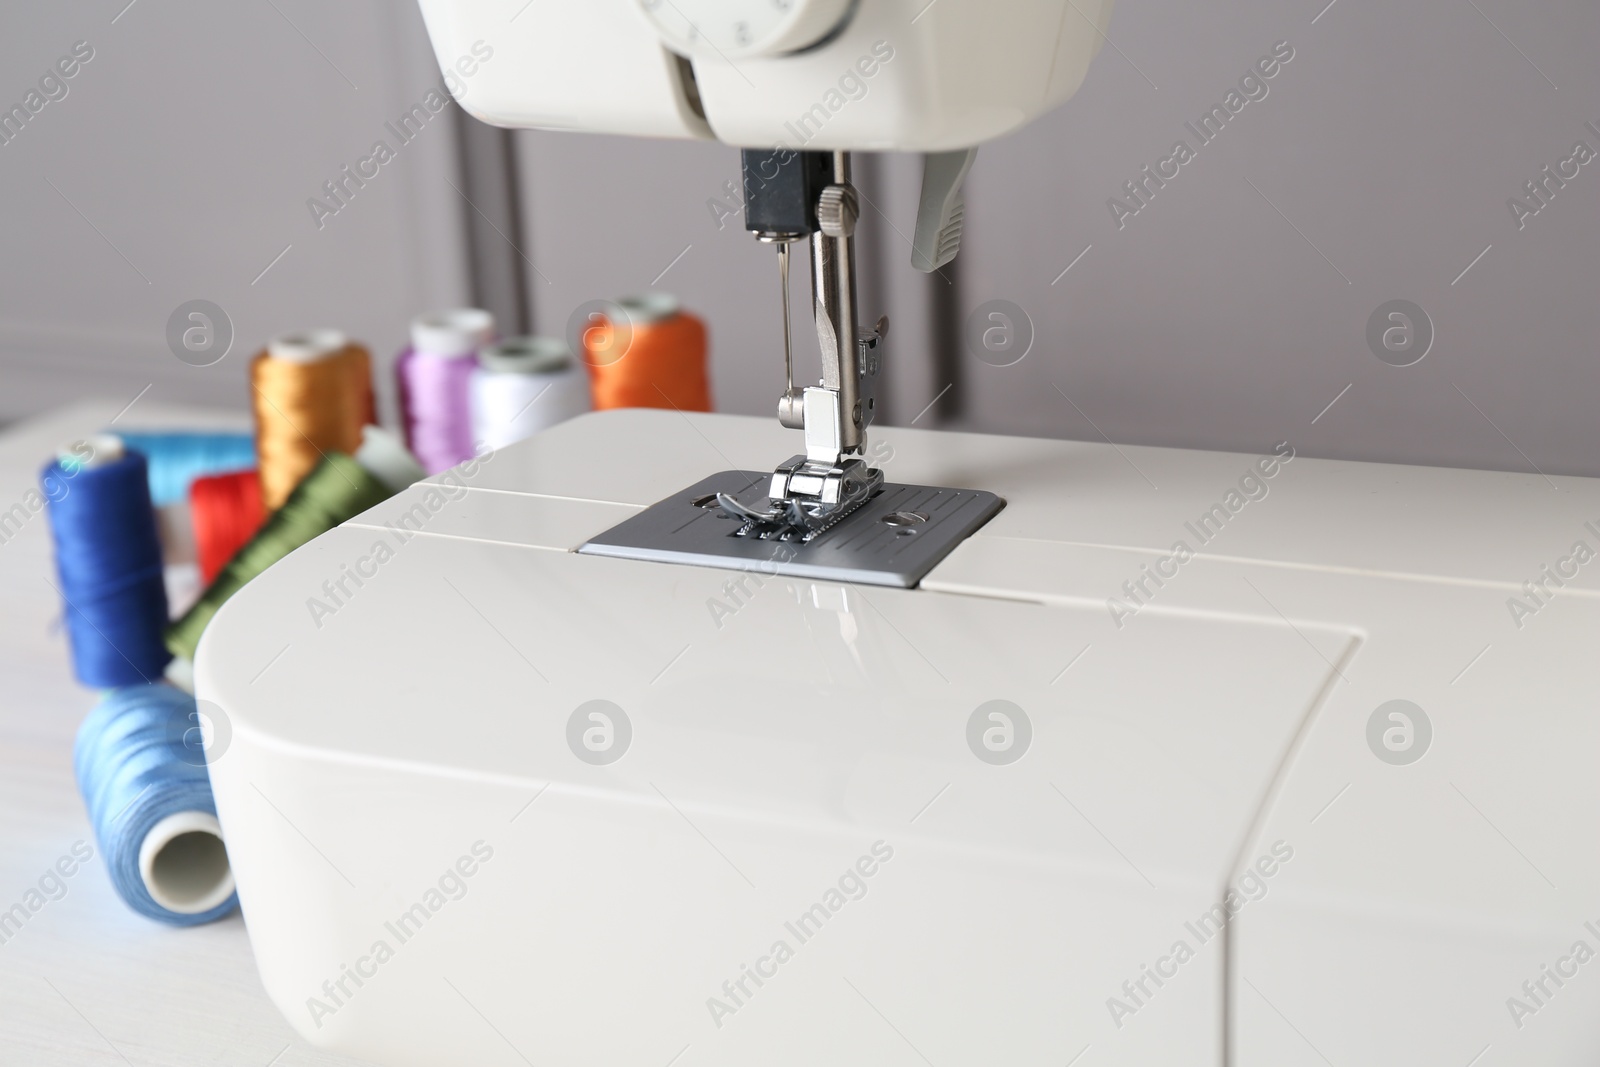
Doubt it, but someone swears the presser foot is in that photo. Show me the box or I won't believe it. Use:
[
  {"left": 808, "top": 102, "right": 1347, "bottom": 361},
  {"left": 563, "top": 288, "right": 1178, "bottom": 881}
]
[{"left": 714, "top": 455, "right": 884, "bottom": 542}]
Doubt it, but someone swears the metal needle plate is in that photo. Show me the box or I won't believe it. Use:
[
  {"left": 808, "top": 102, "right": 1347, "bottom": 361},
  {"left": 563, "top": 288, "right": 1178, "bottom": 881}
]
[{"left": 578, "top": 471, "right": 1005, "bottom": 589}]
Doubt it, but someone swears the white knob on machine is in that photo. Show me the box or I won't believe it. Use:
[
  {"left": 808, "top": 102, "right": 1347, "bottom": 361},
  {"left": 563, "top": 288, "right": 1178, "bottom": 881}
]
[{"left": 635, "top": 0, "right": 856, "bottom": 61}]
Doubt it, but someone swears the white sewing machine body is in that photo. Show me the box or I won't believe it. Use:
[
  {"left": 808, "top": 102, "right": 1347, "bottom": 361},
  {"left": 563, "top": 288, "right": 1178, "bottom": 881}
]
[
  {"left": 198, "top": 409, "right": 1600, "bottom": 1065},
  {"left": 416, "top": 0, "right": 1113, "bottom": 149}
]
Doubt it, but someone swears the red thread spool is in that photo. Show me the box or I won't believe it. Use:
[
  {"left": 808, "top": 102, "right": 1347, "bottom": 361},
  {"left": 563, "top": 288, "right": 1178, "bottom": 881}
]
[
  {"left": 190, "top": 469, "right": 265, "bottom": 584},
  {"left": 583, "top": 294, "right": 711, "bottom": 413}
]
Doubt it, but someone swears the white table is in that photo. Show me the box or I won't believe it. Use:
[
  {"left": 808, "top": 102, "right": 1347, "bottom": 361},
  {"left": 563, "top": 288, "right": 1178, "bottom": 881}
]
[{"left": 0, "top": 401, "right": 370, "bottom": 1067}]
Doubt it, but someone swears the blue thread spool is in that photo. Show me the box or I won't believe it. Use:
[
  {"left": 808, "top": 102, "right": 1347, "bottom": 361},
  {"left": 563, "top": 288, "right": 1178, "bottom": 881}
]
[
  {"left": 114, "top": 430, "right": 256, "bottom": 507},
  {"left": 74, "top": 683, "right": 237, "bottom": 925},
  {"left": 44, "top": 435, "right": 172, "bottom": 688}
]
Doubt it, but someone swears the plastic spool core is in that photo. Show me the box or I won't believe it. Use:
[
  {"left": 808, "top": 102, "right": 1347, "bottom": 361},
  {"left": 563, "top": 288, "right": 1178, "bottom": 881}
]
[
  {"left": 268, "top": 329, "right": 347, "bottom": 364},
  {"left": 617, "top": 293, "right": 680, "bottom": 325},
  {"left": 412, "top": 309, "right": 494, "bottom": 358},
  {"left": 58, "top": 433, "right": 125, "bottom": 471},
  {"left": 138, "top": 811, "right": 234, "bottom": 915},
  {"left": 479, "top": 336, "right": 572, "bottom": 376},
  {"left": 354, "top": 424, "right": 426, "bottom": 492},
  {"left": 163, "top": 656, "right": 196, "bottom": 694}
]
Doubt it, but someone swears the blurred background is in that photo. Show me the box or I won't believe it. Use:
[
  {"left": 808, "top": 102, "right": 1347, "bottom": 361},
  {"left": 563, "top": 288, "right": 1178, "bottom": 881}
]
[{"left": 2, "top": 0, "right": 1596, "bottom": 473}]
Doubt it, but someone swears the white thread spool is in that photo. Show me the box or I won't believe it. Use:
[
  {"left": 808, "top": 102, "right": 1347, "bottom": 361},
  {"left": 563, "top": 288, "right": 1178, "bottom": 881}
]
[{"left": 470, "top": 337, "right": 589, "bottom": 451}]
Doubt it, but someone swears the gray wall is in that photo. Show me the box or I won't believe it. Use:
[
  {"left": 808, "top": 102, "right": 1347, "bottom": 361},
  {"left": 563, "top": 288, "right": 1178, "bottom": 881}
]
[
  {"left": 3, "top": 1, "right": 1597, "bottom": 477},
  {"left": 0, "top": 0, "right": 470, "bottom": 426},
  {"left": 953, "top": 0, "right": 1600, "bottom": 476}
]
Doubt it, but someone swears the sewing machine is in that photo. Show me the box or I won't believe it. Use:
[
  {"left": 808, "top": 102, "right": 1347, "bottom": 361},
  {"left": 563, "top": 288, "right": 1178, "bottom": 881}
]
[{"left": 197, "top": 2, "right": 1600, "bottom": 1063}]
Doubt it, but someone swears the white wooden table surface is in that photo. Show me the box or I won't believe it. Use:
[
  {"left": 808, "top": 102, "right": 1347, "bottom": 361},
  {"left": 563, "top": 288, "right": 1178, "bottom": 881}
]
[{"left": 0, "top": 400, "right": 371, "bottom": 1067}]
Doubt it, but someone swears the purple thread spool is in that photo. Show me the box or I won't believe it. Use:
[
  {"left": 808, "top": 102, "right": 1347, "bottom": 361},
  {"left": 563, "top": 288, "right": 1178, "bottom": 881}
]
[{"left": 396, "top": 309, "right": 494, "bottom": 474}]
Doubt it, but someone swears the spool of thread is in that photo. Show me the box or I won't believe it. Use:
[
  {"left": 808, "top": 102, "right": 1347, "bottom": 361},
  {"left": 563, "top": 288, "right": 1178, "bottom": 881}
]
[
  {"left": 74, "top": 683, "right": 238, "bottom": 925},
  {"left": 252, "top": 330, "right": 375, "bottom": 511},
  {"left": 43, "top": 435, "right": 172, "bottom": 688},
  {"left": 190, "top": 469, "right": 265, "bottom": 584},
  {"left": 469, "top": 336, "right": 589, "bottom": 450},
  {"left": 583, "top": 293, "right": 711, "bottom": 412},
  {"left": 166, "top": 426, "right": 422, "bottom": 661},
  {"left": 397, "top": 309, "right": 494, "bottom": 474},
  {"left": 114, "top": 431, "right": 256, "bottom": 507}
]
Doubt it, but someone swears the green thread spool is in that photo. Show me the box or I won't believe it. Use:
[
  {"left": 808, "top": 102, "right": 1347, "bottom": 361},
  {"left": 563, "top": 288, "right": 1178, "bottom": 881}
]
[{"left": 166, "top": 437, "right": 415, "bottom": 661}]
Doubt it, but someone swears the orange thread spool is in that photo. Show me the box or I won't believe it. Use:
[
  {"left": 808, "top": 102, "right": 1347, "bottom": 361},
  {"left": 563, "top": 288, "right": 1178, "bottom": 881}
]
[
  {"left": 189, "top": 469, "right": 264, "bottom": 584},
  {"left": 583, "top": 294, "right": 711, "bottom": 413},
  {"left": 251, "top": 330, "right": 374, "bottom": 509}
]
